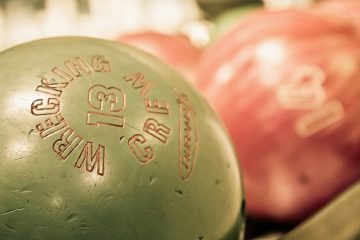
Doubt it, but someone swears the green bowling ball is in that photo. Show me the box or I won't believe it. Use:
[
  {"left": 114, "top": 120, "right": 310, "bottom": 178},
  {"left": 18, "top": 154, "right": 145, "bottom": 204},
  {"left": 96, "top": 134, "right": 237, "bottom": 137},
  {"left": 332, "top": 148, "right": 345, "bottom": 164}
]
[{"left": 0, "top": 37, "right": 245, "bottom": 240}]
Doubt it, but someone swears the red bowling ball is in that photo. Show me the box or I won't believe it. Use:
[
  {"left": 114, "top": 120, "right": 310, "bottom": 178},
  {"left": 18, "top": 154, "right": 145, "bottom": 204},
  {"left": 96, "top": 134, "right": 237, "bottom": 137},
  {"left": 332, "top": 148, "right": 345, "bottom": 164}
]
[
  {"left": 197, "top": 9, "right": 360, "bottom": 222},
  {"left": 118, "top": 31, "right": 202, "bottom": 84},
  {"left": 316, "top": 0, "right": 360, "bottom": 31}
]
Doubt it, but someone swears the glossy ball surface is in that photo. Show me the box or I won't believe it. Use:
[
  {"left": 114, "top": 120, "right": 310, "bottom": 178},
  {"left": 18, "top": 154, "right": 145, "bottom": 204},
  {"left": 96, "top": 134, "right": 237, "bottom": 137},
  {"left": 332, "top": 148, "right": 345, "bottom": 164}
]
[
  {"left": 197, "top": 9, "right": 360, "bottom": 222},
  {"left": 0, "top": 37, "right": 244, "bottom": 239}
]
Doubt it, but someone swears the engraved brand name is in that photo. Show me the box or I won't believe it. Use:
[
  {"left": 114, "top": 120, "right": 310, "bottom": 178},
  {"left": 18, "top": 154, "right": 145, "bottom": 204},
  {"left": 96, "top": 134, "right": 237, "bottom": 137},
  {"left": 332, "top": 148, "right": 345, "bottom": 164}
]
[
  {"left": 124, "top": 73, "right": 172, "bottom": 165},
  {"left": 36, "top": 114, "right": 105, "bottom": 176},
  {"left": 31, "top": 56, "right": 111, "bottom": 116},
  {"left": 31, "top": 58, "right": 197, "bottom": 180},
  {"left": 177, "top": 94, "right": 198, "bottom": 181},
  {"left": 31, "top": 55, "right": 111, "bottom": 176}
]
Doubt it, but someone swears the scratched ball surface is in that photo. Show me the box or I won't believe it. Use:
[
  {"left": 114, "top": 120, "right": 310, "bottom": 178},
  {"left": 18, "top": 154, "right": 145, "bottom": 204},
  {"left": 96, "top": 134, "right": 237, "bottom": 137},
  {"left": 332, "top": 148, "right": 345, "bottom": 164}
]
[
  {"left": 0, "top": 37, "right": 244, "bottom": 240},
  {"left": 197, "top": 9, "right": 360, "bottom": 222}
]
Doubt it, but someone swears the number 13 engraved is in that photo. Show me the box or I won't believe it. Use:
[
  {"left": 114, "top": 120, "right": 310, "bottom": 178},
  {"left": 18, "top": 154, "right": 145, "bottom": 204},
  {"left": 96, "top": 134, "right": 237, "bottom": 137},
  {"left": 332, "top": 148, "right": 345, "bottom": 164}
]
[{"left": 87, "top": 84, "right": 126, "bottom": 127}]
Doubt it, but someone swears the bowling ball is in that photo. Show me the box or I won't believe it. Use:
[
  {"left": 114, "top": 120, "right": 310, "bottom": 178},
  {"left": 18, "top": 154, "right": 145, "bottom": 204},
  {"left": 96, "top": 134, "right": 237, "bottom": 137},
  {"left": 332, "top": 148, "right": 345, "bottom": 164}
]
[
  {"left": 197, "top": 9, "right": 360, "bottom": 222},
  {"left": 0, "top": 37, "right": 244, "bottom": 239},
  {"left": 118, "top": 31, "right": 202, "bottom": 84},
  {"left": 316, "top": 0, "right": 360, "bottom": 30}
]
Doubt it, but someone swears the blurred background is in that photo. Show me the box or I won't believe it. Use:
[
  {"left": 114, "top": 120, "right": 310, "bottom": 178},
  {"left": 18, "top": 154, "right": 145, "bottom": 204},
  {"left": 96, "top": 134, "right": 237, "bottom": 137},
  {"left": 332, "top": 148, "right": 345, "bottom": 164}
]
[
  {"left": 0, "top": 0, "right": 359, "bottom": 239},
  {"left": 0, "top": 0, "right": 314, "bottom": 51}
]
